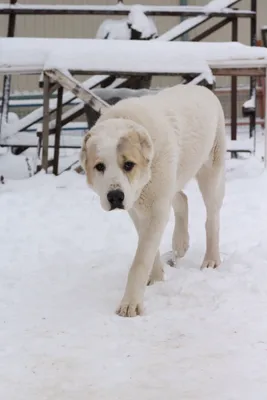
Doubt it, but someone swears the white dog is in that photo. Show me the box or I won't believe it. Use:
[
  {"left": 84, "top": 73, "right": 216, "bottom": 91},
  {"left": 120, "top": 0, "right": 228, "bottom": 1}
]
[{"left": 80, "top": 84, "right": 226, "bottom": 318}]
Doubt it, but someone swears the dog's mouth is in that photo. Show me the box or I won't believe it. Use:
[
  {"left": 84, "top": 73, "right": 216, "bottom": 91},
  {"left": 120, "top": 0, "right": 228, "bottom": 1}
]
[{"left": 109, "top": 204, "right": 125, "bottom": 211}]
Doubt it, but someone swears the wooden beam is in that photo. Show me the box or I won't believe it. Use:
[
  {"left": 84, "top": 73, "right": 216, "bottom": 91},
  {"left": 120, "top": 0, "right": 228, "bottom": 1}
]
[
  {"left": 44, "top": 69, "right": 110, "bottom": 113},
  {"left": 249, "top": 0, "right": 257, "bottom": 138},
  {"left": 192, "top": 18, "right": 230, "bottom": 42},
  {"left": 212, "top": 68, "right": 266, "bottom": 76},
  {"left": 0, "top": 0, "right": 17, "bottom": 138}
]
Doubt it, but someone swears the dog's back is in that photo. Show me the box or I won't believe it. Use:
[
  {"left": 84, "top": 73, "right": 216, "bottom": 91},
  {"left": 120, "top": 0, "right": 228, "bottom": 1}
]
[{"left": 99, "top": 84, "right": 226, "bottom": 188}]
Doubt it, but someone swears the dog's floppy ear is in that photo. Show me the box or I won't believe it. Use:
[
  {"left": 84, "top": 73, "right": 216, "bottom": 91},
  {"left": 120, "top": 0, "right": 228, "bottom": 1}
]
[
  {"left": 80, "top": 130, "right": 92, "bottom": 170},
  {"left": 137, "top": 129, "right": 154, "bottom": 164},
  {"left": 118, "top": 128, "right": 154, "bottom": 165}
]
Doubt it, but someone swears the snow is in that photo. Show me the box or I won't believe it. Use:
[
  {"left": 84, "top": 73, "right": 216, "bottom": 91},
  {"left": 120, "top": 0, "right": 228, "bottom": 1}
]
[
  {"left": 243, "top": 91, "right": 256, "bottom": 110},
  {"left": 227, "top": 137, "right": 254, "bottom": 151},
  {"left": 1, "top": 38, "right": 267, "bottom": 77},
  {"left": 0, "top": 150, "right": 37, "bottom": 179},
  {"left": 0, "top": 38, "right": 212, "bottom": 77},
  {"left": 127, "top": 5, "right": 158, "bottom": 39},
  {"left": 0, "top": 152, "right": 267, "bottom": 399},
  {"left": 45, "top": 41, "right": 212, "bottom": 78},
  {"left": 96, "top": 5, "right": 158, "bottom": 40},
  {"left": 158, "top": 0, "right": 240, "bottom": 41},
  {"left": 96, "top": 19, "right": 131, "bottom": 40}
]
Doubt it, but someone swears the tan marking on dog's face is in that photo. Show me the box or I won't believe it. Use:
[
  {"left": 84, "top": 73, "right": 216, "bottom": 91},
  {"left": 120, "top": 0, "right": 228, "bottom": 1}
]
[
  {"left": 80, "top": 131, "right": 98, "bottom": 186},
  {"left": 117, "top": 131, "right": 152, "bottom": 183}
]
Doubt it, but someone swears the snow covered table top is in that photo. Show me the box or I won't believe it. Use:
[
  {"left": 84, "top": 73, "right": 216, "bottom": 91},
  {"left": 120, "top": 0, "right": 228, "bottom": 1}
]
[
  {"left": 45, "top": 40, "right": 214, "bottom": 78},
  {"left": 0, "top": 38, "right": 212, "bottom": 79},
  {"left": 1, "top": 38, "right": 267, "bottom": 76},
  {"left": 45, "top": 40, "right": 267, "bottom": 71}
]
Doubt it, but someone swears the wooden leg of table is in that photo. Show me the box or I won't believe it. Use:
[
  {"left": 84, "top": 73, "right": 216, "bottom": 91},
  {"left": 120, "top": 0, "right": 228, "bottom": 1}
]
[
  {"left": 42, "top": 73, "right": 50, "bottom": 172},
  {"left": 53, "top": 86, "right": 63, "bottom": 175},
  {"left": 264, "top": 68, "right": 267, "bottom": 169}
]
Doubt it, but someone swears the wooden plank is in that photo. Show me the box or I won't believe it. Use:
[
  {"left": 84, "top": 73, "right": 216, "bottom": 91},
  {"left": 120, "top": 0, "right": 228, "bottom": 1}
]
[
  {"left": 44, "top": 69, "right": 110, "bottom": 113},
  {"left": 5, "top": 75, "right": 112, "bottom": 136},
  {"left": 0, "top": 0, "right": 17, "bottom": 139},
  {"left": 212, "top": 68, "right": 266, "bottom": 76},
  {"left": 192, "top": 18, "right": 230, "bottom": 42}
]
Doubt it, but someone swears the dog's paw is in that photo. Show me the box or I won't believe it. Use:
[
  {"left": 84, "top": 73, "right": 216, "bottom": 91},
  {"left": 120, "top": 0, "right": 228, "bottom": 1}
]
[
  {"left": 116, "top": 299, "right": 144, "bottom": 318},
  {"left": 173, "top": 233, "right": 190, "bottom": 259},
  {"left": 201, "top": 257, "right": 221, "bottom": 269},
  {"left": 147, "top": 266, "right": 164, "bottom": 286},
  {"left": 162, "top": 251, "right": 177, "bottom": 267}
]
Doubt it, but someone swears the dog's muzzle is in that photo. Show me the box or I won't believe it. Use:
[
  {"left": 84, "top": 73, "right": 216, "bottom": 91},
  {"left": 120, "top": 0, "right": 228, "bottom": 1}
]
[{"left": 107, "top": 189, "right": 125, "bottom": 210}]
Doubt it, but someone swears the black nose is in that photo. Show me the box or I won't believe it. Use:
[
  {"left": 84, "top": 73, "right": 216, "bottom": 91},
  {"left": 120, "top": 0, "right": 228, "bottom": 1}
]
[{"left": 107, "top": 189, "right": 125, "bottom": 209}]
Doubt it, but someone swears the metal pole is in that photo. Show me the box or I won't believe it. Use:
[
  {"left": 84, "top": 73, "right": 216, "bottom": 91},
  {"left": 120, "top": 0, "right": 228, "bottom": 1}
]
[{"left": 0, "top": 0, "right": 17, "bottom": 139}]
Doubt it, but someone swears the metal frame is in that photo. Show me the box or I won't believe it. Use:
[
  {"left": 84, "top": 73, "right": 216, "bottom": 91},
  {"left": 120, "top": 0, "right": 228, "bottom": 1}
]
[
  {"left": 41, "top": 60, "right": 267, "bottom": 174},
  {"left": 0, "top": 0, "right": 258, "bottom": 143},
  {"left": 0, "top": 0, "right": 261, "bottom": 171},
  {"left": 0, "top": 3, "right": 254, "bottom": 17}
]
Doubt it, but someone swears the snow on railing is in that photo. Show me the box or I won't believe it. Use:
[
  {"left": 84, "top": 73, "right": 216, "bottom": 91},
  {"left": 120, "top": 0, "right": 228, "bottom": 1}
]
[{"left": 0, "top": 3, "right": 253, "bottom": 17}]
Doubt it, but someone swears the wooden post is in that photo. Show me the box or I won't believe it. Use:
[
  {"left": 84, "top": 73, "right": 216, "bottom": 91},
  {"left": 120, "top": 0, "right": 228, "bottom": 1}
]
[
  {"left": 231, "top": 17, "right": 238, "bottom": 146},
  {"left": 42, "top": 73, "right": 50, "bottom": 172},
  {"left": 264, "top": 66, "right": 267, "bottom": 168},
  {"left": 0, "top": 0, "right": 17, "bottom": 138},
  {"left": 249, "top": 0, "right": 257, "bottom": 138},
  {"left": 53, "top": 86, "right": 63, "bottom": 175},
  {"left": 179, "top": 0, "right": 188, "bottom": 41}
]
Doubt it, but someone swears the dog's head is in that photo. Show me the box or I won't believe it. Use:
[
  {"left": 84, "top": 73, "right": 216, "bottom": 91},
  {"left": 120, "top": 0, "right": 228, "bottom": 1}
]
[{"left": 80, "top": 118, "right": 154, "bottom": 211}]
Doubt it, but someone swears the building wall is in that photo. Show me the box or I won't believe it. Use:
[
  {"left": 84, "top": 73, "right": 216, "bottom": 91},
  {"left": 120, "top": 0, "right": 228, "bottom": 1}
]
[{"left": 0, "top": 0, "right": 266, "bottom": 94}]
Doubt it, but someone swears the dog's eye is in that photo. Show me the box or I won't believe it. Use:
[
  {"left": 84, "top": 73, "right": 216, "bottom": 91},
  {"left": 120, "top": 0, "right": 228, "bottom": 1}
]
[
  {"left": 95, "top": 163, "right": 106, "bottom": 173},
  {"left": 123, "top": 161, "right": 135, "bottom": 172}
]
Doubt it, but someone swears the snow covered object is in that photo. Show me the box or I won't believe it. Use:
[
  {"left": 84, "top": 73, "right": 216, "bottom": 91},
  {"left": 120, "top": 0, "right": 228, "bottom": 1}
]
[{"left": 96, "top": 5, "right": 158, "bottom": 41}]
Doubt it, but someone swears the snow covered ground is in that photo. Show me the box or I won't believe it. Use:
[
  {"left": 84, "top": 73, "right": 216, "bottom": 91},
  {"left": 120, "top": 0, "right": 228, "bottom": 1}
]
[{"left": 1, "top": 151, "right": 267, "bottom": 399}]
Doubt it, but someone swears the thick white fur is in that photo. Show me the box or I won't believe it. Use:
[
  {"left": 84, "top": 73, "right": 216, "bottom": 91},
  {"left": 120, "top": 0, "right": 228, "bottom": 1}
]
[{"left": 81, "top": 84, "right": 226, "bottom": 317}]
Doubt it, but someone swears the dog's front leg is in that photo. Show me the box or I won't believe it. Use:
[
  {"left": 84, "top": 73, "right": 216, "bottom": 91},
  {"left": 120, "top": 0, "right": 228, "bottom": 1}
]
[{"left": 116, "top": 201, "right": 170, "bottom": 317}]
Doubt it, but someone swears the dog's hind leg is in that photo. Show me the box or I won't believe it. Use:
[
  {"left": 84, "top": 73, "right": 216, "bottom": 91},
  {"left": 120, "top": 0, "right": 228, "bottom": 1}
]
[
  {"left": 129, "top": 210, "right": 164, "bottom": 285},
  {"left": 147, "top": 252, "right": 164, "bottom": 285},
  {"left": 196, "top": 161, "right": 225, "bottom": 269},
  {"left": 166, "top": 191, "right": 189, "bottom": 266}
]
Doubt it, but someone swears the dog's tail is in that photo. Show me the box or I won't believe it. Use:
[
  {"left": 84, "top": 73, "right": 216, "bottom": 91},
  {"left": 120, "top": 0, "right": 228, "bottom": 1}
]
[{"left": 210, "top": 99, "right": 227, "bottom": 167}]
